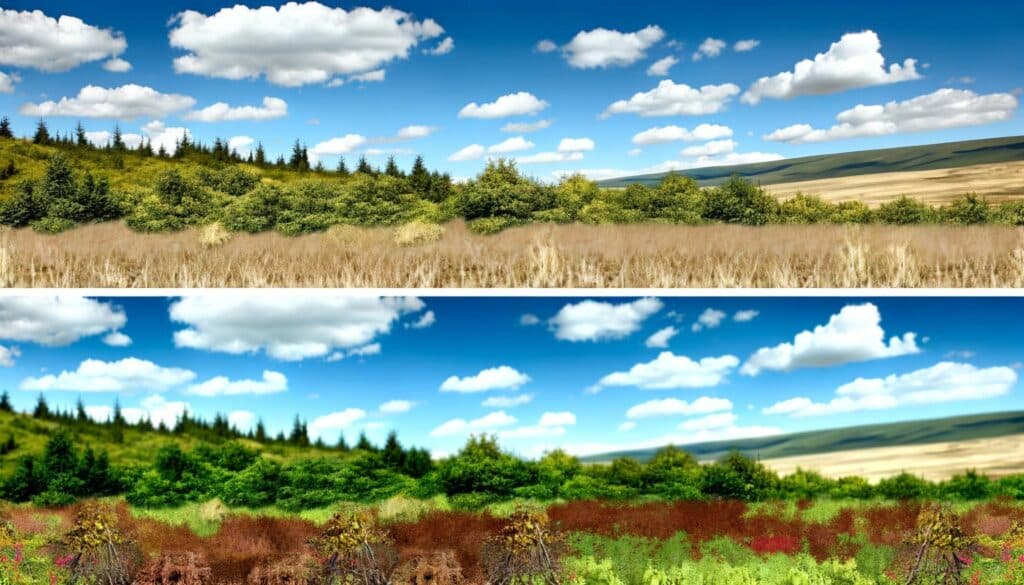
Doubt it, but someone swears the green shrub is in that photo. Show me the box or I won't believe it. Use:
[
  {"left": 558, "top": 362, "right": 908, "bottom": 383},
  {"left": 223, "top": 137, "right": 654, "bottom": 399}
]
[
  {"left": 876, "top": 471, "right": 932, "bottom": 500},
  {"left": 780, "top": 194, "right": 836, "bottom": 224},
  {"left": 941, "top": 193, "right": 990, "bottom": 224},
  {"left": 467, "top": 216, "right": 522, "bottom": 235},
  {"left": 701, "top": 451, "right": 780, "bottom": 501},
  {"left": 29, "top": 216, "right": 75, "bottom": 234},
  {"left": 874, "top": 196, "right": 936, "bottom": 224},
  {"left": 993, "top": 199, "right": 1024, "bottom": 225}
]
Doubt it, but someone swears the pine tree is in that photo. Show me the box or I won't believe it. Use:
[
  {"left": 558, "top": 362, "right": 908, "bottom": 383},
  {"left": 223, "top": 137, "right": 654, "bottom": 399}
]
[
  {"left": 409, "top": 155, "right": 430, "bottom": 195},
  {"left": 355, "top": 431, "right": 374, "bottom": 451},
  {"left": 75, "top": 121, "right": 88, "bottom": 147},
  {"left": 254, "top": 142, "right": 267, "bottom": 166},
  {"left": 32, "top": 394, "right": 50, "bottom": 418},
  {"left": 288, "top": 140, "right": 307, "bottom": 171},
  {"left": 112, "top": 398, "right": 126, "bottom": 426},
  {"left": 0, "top": 116, "right": 12, "bottom": 139},
  {"left": 381, "top": 431, "right": 405, "bottom": 469},
  {"left": 336, "top": 433, "right": 350, "bottom": 452},
  {"left": 32, "top": 119, "right": 51, "bottom": 145},
  {"left": 356, "top": 156, "right": 373, "bottom": 175},
  {"left": 76, "top": 397, "right": 88, "bottom": 422},
  {"left": 384, "top": 156, "right": 402, "bottom": 178},
  {"left": 336, "top": 156, "right": 349, "bottom": 176},
  {"left": 254, "top": 419, "right": 267, "bottom": 442},
  {"left": 0, "top": 390, "right": 12, "bottom": 412},
  {"left": 112, "top": 124, "right": 126, "bottom": 150}
]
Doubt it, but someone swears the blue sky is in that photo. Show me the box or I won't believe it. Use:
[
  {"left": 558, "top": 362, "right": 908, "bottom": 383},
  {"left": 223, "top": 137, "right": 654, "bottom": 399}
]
[
  {"left": 0, "top": 1, "right": 1022, "bottom": 181},
  {"left": 0, "top": 295, "right": 1020, "bottom": 458}
]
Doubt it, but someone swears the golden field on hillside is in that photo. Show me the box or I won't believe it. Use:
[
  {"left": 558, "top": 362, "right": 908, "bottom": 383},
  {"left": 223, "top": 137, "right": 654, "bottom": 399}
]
[
  {"left": 762, "top": 434, "right": 1024, "bottom": 483},
  {"left": 2, "top": 220, "right": 1023, "bottom": 288},
  {"left": 766, "top": 160, "right": 1024, "bottom": 206}
]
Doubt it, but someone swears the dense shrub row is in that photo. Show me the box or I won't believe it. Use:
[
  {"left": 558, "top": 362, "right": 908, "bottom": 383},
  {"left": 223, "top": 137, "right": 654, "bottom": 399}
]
[
  {"left": 2, "top": 144, "right": 1023, "bottom": 236},
  {"left": 3, "top": 429, "right": 1023, "bottom": 511}
]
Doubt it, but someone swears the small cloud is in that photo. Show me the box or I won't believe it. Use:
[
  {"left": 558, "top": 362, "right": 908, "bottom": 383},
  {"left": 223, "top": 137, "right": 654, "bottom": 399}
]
[
  {"left": 424, "top": 37, "right": 454, "bottom": 56},
  {"left": 692, "top": 37, "right": 726, "bottom": 61},
  {"left": 733, "top": 310, "right": 759, "bottom": 323},
  {"left": 102, "top": 332, "right": 132, "bottom": 347},
  {"left": 535, "top": 39, "right": 559, "bottom": 53},
  {"left": 733, "top": 39, "right": 760, "bottom": 52},
  {"left": 407, "top": 310, "right": 436, "bottom": 329},
  {"left": 645, "top": 326, "right": 678, "bottom": 349},
  {"left": 691, "top": 308, "right": 726, "bottom": 332},
  {"left": 379, "top": 399, "right": 416, "bottom": 414},
  {"left": 519, "top": 314, "right": 541, "bottom": 326},
  {"left": 103, "top": 58, "right": 133, "bottom": 73},
  {"left": 482, "top": 394, "right": 533, "bottom": 408},
  {"left": 440, "top": 366, "right": 531, "bottom": 393}
]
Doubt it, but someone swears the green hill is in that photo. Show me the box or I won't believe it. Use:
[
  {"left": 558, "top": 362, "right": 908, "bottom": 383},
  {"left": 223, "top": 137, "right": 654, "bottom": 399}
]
[
  {"left": 597, "top": 135, "right": 1024, "bottom": 188},
  {"left": 580, "top": 411, "right": 1024, "bottom": 464},
  {"left": 0, "top": 408, "right": 346, "bottom": 476}
]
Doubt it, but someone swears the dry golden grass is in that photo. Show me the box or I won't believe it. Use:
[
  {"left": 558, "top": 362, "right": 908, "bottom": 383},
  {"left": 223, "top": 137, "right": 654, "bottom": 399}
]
[
  {"left": 762, "top": 434, "right": 1024, "bottom": 483},
  {"left": 1, "top": 220, "right": 1023, "bottom": 288},
  {"left": 766, "top": 161, "right": 1024, "bottom": 206}
]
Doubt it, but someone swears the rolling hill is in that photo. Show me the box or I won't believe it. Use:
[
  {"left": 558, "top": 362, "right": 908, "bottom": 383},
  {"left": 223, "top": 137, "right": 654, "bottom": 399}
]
[
  {"left": 597, "top": 135, "right": 1024, "bottom": 188},
  {"left": 579, "top": 410, "right": 1024, "bottom": 464}
]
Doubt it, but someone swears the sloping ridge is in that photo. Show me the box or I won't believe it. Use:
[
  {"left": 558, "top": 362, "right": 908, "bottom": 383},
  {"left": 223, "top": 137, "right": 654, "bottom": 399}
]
[
  {"left": 597, "top": 135, "right": 1024, "bottom": 188},
  {"left": 579, "top": 411, "right": 1024, "bottom": 464}
]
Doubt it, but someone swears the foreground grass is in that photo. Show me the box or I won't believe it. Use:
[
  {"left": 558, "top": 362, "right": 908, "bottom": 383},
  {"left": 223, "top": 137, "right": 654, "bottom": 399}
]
[{"left": 2, "top": 221, "right": 1023, "bottom": 288}]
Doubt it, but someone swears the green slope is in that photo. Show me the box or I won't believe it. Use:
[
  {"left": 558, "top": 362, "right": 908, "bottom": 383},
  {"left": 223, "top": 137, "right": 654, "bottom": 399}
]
[
  {"left": 580, "top": 411, "right": 1024, "bottom": 464},
  {"left": 0, "top": 410, "right": 344, "bottom": 476},
  {"left": 597, "top": 135, "right": 1024, "bottom": 188}
]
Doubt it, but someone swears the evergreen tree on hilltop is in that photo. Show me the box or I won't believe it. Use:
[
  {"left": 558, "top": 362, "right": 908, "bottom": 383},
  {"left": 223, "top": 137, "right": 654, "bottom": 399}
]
[
  {"left": 32, "top": 119, "right": 51, "bottom": 144},
  {"left": 355, "top": 431, "right": 375, "bottom": 451},
  {"left": 336, "top": 156, "right": 349, "bottom": 176},
  {"left": 410, "top": 155, "right": 430, "bottom": 194},
  {"left": 0, "top": 116, "right": 13, "bottom": 139},
  {"left": 384, "top": 155, "right": 402, "bottom": 178},
  {"left": 75, "top": 121, "right": 88, "bottom": 147},
  {"left": 112, "top": 124, "right": 126, "bottom": 151},
  {"left": 32, "top": 394, "right": 50, "bottom": 418},
  {"left": 0, "top": 391, "right": 12, "bottom": 412},
  {"left": 381, "top": 430, "right": 405, "bottom": 470},
  {"left": 356, "top": 156, "right": 374, "bottom": 175},
  {"left": 254, "top": 142, "right": 266, "bottom": 167}
]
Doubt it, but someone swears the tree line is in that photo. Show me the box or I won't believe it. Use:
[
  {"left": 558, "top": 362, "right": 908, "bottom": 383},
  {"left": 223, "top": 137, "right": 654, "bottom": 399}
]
[
  {"left": 1, "top": 399, "right": 1022, "bottom": 511},
  {"left": 2, "top": 119, "right": 1023, "bottom": 236}
]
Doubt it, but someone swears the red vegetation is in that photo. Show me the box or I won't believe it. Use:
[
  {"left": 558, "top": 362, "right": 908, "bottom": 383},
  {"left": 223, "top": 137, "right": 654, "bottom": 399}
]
[{"left": 750, "top": 534, "right": 802, "bottom": 555}]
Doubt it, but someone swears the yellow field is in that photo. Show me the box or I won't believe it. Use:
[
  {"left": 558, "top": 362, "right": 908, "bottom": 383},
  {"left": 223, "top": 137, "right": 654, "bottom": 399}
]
[
  {"left": 2, "top": 221, "right": 1023, "bottom": 288},
  {"left": 766, "top": 161, "right": 1024, "bottom": 206},
  {"left": 762, "top": 434, "right": 1024, "bottom": 483}
]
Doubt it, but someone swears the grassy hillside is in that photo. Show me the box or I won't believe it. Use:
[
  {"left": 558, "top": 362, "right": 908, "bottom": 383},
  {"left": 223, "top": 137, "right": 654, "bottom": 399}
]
[
  {"left": 0, "top": 136, "right": 343, "bottom": 200},
  {"left": 0, "top": 409, "right": 342, "bottom": 475},
  {"left": 580, "top": 410, "right": 1024, "bottom": 464},
  {"left": 598, "top": 135, "right": 1024, "bottom": 188}
]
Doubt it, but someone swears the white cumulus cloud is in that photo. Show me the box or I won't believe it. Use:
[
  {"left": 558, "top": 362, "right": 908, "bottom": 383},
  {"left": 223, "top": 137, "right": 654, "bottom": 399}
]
[
  {"left": 0, "top": 346, "right": 21, "bottom": 367},
  {"left": 184, "top": 96, "right": 287, "bottom": 122},
  {"left": 692, "top": 37, "right": 726, "bottom": 61},
  {"left": 440, "top": 366, "right": 531, "bottom": 393},
  {"left": 431, "top": 410, "right": 517, "bottom": 436},
  {"left": 0, "top": 72, "right": 18, "bottom": 94},
  {"left": 691, "top": 308, "right": 727, "bottom": 332},
  {"left": 764, "top": 88, "right": 1018, "bottom": 144},
  {"left": 459, "top": 92, "right": 549, "bottom": 119},
  {"left": 764, "top": 362, "right": 1017, "bottom": 417},
  {"left": 311, "top": 134, "right": 368, "bottom": 157},
  {"left": 379, "top": 399, "right": 416, "bottom": 414},
  {"left": 21, "top": 358, "right": 196, "bottom": 393},
  {"left": 488, "top": 136, "right": 536, "bottom": 153},
  {"left": 645, "top": 326, "right": 679, "bottom": 348},
  {"left": 168, "top": 3, "right": 444, "bottom": 87},
  {"left": 734, "top": 39, "right": 760, "bottom": 52},
  {"left": 626, "top": 396, "right": 733, "bottom": 419},
  {"left": 20, "top": 84, "right": 196, "bottom": 120},
  {"left": 591, "top": 352, "right": 740, "bottom": 392},
  {"left": 550, "top": 298, "right": 662, "bottom": 342},
  {"left": 562, "top": 25, "right": 665, "bottom": 69},
  {"left": 742, "top": 30, "right": 920, "bottom": 105},
  {"left": 646, "top": 55, "right": 679, "bottom": 77},
  {"left": 185, "top": 370, "right": 287, "bottom": 396},
  {"left": 482, "top": 394, "right": 534, "bottom": 408},
  {"left": 0, "top": 296, "right": 126, "bottom": 346},
  {"left": 309, "top": 408, "right": 367, "bottom": 439},
  {"left": 741, "top": 303, "right": 919, "bottom": 376},
  {"left": 502, "top": 120, "right": 552, "bottom": 133},
  {"left": 558, "top": 137, "right": 595, "bottom": 152},
  {"left": 170, "top": 295, "right": 424, "bottom": 361},
  {"left": 425, "top": 37, "right": 454, "bottom": 56},
  {"left": 448, "top": 144, "right": 486, "bottom": 162},
  {"left": 0, "top": 8, "right": 127, "bottom": 72},
  {"left": 632, "top": 123, "right": 733, "bottom": 145},
  {"left": 102, "top": 58, "right": 132, "bottom": 73},
  {"left": 602, "top": 80, "right": 740, "bottom": 118}
]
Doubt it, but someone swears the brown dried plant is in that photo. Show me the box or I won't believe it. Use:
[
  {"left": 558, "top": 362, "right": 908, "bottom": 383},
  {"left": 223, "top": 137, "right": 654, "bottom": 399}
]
[
  {"left": 481, "top": 508, "right": 563, "bottom": 585},
  {"left": 307, "top": 510, "right": 397, "bottom": 585}
]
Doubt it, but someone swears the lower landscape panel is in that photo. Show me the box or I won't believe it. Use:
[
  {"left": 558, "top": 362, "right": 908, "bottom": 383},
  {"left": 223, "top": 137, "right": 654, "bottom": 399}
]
[{"left": 1, "top": 293, "right": 1022, "bottom": 583}]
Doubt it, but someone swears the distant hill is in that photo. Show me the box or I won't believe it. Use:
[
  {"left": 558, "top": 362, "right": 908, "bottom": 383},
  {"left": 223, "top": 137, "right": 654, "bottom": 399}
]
[
  {"left": 597, "top": 135, "right": 1024, "bottom": 188},
  {"left": 579, "top": 411, "right": 1024, "bottom": 464}
]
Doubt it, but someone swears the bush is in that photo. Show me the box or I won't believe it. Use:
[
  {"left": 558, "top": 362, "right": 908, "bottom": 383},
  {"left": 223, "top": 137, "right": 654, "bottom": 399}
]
[
  {"left": 456, "top": 159, "right": 554, "bottom": 220},
  {"left": 29, "top": 216, "right": 75, "bottom": 234},
  {"left": 467, "top": 216, "right": 522, "bottom": 235},
  {"left": 876, "top": 472, "right": 932, "bottom": 500},
  {"left": 993, "top": 199, "right": 1024, "bottom": 225},
  {"left": 780, "top": 194, "right": 836, "bottom": 224},
  {"left": 701, "top": 451, "right": 779, "bottom": 501},
  {"left": 705, "top": 175, "right": 779, "bottom": 225},
  {"left": 941, "top": 193, "right": 990, "bottom": 224},
  {"left": 875, "top": 196, "right": 936, "bottom": 224}
]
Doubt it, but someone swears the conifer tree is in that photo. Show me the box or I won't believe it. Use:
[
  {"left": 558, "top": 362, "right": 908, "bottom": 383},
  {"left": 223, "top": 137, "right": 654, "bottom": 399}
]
[
  {"left": 0, "top": 116, "right": 13, "bottom": 139},
  {"left": 32, "top": 394, "right": 50, "bottom": 418},
  {"left": 254, "top": 142, "right": 267, "bottom": 166},
  {"left": 336, "top": 156, "right": 349, "bottom": 176},
  {"left": 384, "top": 155, "right": 401, "bottom": 177},
  {"left": 32, "top": 119, "right": 51, "bottom": 144},
  {"left": 0, "top": 390, "right": 12, "bottom": 412},
  {"left": 75, "top": 121, "right": 88, "bottom": 147}
]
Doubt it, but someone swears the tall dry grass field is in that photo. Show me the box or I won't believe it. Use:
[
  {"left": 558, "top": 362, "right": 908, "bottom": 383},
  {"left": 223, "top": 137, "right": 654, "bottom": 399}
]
[{"left": 1, "top": 220, "right": 1023, "bottom": 288}]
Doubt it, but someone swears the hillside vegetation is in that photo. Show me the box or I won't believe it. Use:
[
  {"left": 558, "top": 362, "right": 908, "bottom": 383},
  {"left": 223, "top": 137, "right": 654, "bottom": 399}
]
[
  {"left": 1, "top": 398, "right": 1023, "bottom": 512},
  {"left": 599, "top": 135, "right": 1024, "bottom": 188},
  {"left": 1, "top": 118, "right": 1023, "bottom": 239}
]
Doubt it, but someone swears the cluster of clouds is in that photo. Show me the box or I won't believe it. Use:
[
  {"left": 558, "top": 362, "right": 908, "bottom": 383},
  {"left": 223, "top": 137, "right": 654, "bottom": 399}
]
[{"left": 2, "top": 5, "right": 1017, "bottom": 181}]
